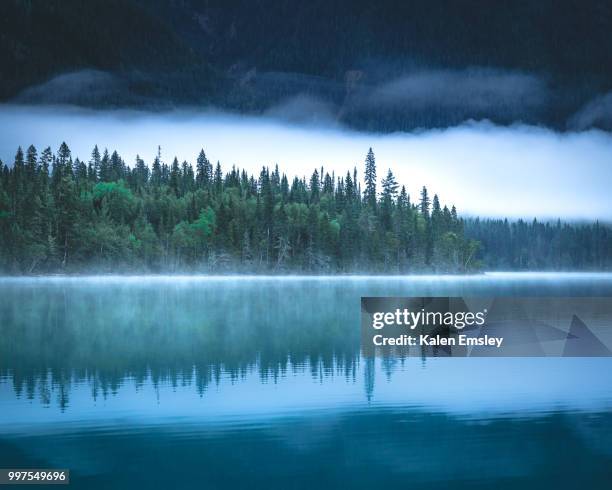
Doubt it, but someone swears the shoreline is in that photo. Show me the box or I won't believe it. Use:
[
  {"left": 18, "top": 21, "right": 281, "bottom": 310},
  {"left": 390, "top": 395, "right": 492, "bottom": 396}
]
[{"left": 1, "top": 271, "right": 612, "bottom": 281}]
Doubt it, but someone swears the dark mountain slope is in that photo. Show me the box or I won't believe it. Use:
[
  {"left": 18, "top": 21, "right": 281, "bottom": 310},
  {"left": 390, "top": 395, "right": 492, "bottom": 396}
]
[
  {"left": 0, "top": 0, "right": 216, "bottom": 105},
  {"left": 3, "top": 0, "right": 612, "bottom": 130}
]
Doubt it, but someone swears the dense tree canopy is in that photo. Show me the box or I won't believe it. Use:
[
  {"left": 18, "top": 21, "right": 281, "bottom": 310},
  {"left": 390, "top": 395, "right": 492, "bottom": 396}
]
[
  {"left": 0, "top": 144, "right": 610, "bottom": 274},
  {"left": 465, "top": 218, "right": 612, "bottom": 271}
]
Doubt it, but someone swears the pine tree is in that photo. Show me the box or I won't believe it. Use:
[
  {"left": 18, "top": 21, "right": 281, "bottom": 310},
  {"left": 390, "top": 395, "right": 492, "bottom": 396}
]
[
  {"left": 170, "top": 157, "right": 181, "bottom": 196},
  {"left": 181, "top": 161, "right": 194, "bottom": 195},
  {"left": 380, "top": 169, "right": 398, "bottom": 230},
  {"left": 196, "top": 149, "right": 212, "bottom": 188},
  {"left": 431, "top": 194, "right": 441, "bottom": 225},
  {"left": 151, "top": 147, "right": 162, "bottom": 187},
  {"left": 135, "top": 155, "right": 148, "bottom": 189},
  {"left": 57, "top": 142, "right": 71, "bottom": 168},
  {"left": 53, "top": 173, "right": 78, "bottom": 268},
  {"left": 345, "top": 171, "right": 355, "bottom": 202},
  {"left": 309, "top": 169, "right": 320, "bottom": 203},
  {"left": 280, "top": 174, "right": 289, "bottom": 202},
  {"left": 213, "top": 162, "right": 223, "bottom": 195},
  {"left": 89, "top": 145, "right": 101, "bottom": 182},
  {"left": 420, "top": 186, "right": 430, "bottom": 218},
  {"left": 380, "top": 169, "right": 398, "bottom": 200},
  {"left": 99, "top": 149, "right": 110, "bottom": 183},
  {"left": 364, "top": 148, "right": 377, "bottom": 208},
  {"left": 25, "top": 145, "right": 37, "bottom": 183},
  {"left": 12, "top": 147, "right": 25, "bottom": 226},
  {"left": 74, "top": 158, "right": 88, "bottom": 184},
  {"left": 110, "top": 151, "right": 123, "bottom": 181}
]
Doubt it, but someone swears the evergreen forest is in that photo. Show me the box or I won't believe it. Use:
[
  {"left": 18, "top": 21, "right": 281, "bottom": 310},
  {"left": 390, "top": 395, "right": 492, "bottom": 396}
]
[{"left": 0, "top": 144, "right": 610, "bottom": 274}]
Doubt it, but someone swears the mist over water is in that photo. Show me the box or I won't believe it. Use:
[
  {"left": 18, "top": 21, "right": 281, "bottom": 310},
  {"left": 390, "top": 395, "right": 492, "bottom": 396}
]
[
  {"left": 2, "top": 275, "right": 612, "bottom": 489},
  {"left": 2, "top": 274, "right": 612, "bottom": 416},
  {"left": 1, "top": 104, "right": 612, "bottom": 220}
]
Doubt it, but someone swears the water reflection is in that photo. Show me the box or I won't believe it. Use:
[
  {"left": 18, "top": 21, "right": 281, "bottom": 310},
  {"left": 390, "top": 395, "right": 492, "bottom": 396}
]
[
  {"left": 1, "top": 274, "right": 611, "bottom": 411},
  {"left": 1, "top": 275, "right": 612, "bottom": 489}
]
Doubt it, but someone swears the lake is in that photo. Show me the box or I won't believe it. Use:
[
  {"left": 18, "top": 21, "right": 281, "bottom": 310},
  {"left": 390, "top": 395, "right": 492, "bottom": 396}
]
[{"left": 1, "top": 273, "right": 612, "bottom": 489}]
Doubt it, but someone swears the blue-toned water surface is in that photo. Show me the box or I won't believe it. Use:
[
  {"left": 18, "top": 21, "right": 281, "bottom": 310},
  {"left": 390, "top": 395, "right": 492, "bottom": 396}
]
[{"left": 1, "top": 273, "right": 611, "bottom": 489}]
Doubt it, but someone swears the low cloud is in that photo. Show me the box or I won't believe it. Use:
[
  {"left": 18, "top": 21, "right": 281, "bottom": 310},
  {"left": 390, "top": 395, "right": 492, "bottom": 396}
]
[
  {"left": 365, "top": 68, "right": 548, "bottom": 120},
  {"left": 249, "top": 67, "right": 549, "bottom": 125},
  {"left": 14, "top": 70, "right": 125, "bottom": 105},
  {"left": 568, "top": 92, "right": 612, "bottom": 131},
  {"left": 12, "top": 67, "right": 552, "bottom": 128},
  {"left": 264, "top": 94, "right": 339, "bottom": 126},
  {"left": 0, "top": 104, "right": 610, "bottom": 221}
]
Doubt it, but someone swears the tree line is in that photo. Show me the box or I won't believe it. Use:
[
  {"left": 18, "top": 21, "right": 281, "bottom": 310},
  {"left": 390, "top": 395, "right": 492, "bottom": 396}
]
[
  {"left": 465, "top": 218, "right": 612, "bottom": 271},
  {"left": 0, "top": 143, "right": 610, "bottom": 273}
]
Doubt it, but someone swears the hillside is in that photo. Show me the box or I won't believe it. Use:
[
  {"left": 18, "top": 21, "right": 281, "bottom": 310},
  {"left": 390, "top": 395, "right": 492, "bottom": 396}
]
[{"left": 2, "top": 0, "right": 612, "bottom": 130}]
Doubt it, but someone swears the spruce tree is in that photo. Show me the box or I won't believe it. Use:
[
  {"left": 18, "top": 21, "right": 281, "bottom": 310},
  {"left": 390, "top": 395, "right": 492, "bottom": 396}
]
[
  {"left": 196, "top": 149, "right": 212, "bottom": 188},
  {"left": 364, "top": 148, "right": 377, "bottom": 208},
  {"left": 89, "top": 145, "right": 101, "bottom": 182},
  {"left": 420, "top": 186, "right": 430, "bottom": 218},
  {"left": 309, "top": 169, "right": 320, "bottom": 203},
  {"left": 213, "top": 162, "right": 223, "bottom": 195},
  {"left": 99, "top": 149, "right": 111, "bottom": 183},
  {"left": 151, "top": 147, "right": 162, "bottom": 187},
  {"left": 380, "top": 169, "right": 398, "bottom": 230},
  {"left": 170, "top": 157, "right": 181, "bottom": 196}
]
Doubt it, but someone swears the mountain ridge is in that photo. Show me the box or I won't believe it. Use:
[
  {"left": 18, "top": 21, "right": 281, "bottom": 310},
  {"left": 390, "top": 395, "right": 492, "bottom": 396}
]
[{"left": 3, "top": 0, "right": 612, "bottom": 131}]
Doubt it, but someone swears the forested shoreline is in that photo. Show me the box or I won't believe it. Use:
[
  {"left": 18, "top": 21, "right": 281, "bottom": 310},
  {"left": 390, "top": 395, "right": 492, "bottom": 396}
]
[{"left": 0, "top": 144, "right": 610, "bottom": 274}]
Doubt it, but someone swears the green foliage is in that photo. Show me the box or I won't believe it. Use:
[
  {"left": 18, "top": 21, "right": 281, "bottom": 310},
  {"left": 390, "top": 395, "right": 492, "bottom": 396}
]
[
  {"left": 92, "top": 180, "right": 137, "bottom": 223},
  {"left": 171, "top": 208, "right": 215, "bottom": 263},
  {"left": 0, "top": 143, "right": 610, "bottom": 274}
]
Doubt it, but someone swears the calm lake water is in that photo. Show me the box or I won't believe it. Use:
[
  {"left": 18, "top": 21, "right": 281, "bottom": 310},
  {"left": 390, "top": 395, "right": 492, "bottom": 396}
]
[{"left": 1, "top": 273, "right": 612, "bottom": 489}]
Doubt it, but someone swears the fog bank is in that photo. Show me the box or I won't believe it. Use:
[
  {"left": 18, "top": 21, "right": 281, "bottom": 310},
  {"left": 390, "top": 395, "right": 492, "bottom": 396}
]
[{"left": 1, "top": 104, "right": 611, "bottom": 220}]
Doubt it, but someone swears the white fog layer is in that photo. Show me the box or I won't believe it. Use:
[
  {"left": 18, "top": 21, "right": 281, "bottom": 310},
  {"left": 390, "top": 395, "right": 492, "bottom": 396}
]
[{"left": 1, "top": 104, "right": 611, "bottom": 220}]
